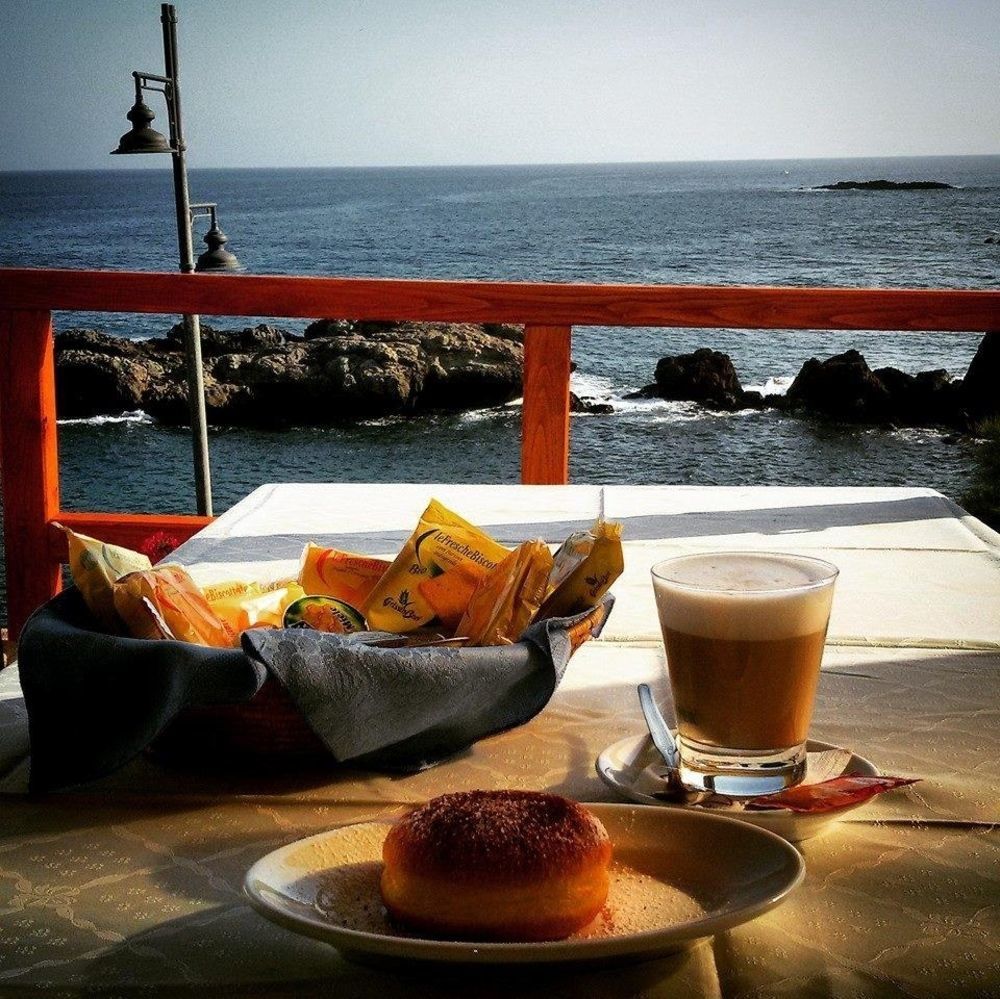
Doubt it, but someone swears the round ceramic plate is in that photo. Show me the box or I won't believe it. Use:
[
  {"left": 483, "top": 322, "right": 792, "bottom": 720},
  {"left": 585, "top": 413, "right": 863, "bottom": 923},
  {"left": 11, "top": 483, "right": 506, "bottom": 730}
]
[
  {"left": 244, "top": 803, "right": 804, "bottom": 966},
  {"left": 596, "top": 734, "right": 879, "bottom": 842}
]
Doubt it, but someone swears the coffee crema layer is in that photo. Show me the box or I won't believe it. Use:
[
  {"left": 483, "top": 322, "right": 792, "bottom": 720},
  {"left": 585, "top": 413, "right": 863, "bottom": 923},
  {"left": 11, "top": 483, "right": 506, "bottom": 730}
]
[{"left": 653, "top": 553, "right": 836, "bottom": 642}]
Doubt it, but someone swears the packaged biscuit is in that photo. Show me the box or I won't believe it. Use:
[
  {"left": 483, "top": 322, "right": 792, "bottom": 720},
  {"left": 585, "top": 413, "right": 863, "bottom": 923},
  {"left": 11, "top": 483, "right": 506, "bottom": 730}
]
[
  {"left": 362, "top": 499, "right": 510, "bottom": 633},
  {"left": 59, "top": 524, "right": 152, "bottom": 630},
  {"left": 417, "top": 561, "right": 487, "bottom": 632},
  {"left": 209, "top": 581, "right": 306, "bottom": 633},
  {"left": 457, "top": 539, "right": 554, "bottom": 646},
  {"left": 536, "top": 519, "right": 624, "bottom": 621},
  {"left": 298, "top": 544, "right": 391, "bottom": 607},
  {"left": 113, "top": 565, "right": 238, "bottom": 648}
]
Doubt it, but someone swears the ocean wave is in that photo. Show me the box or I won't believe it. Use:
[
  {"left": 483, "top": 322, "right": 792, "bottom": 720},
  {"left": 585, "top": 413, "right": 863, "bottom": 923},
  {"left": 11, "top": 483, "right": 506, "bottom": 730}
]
[
  {"left": 570, "top": 370, "right": 616, "bottom": 399},
  {"left": 457, "top": 406, "right": 517, "bottom": 424},
  {"left": 744, "top": 375, "right": 793, "bottom": 396},
  {"left": 57, "top": 410, "right": 153, "bottom": 426}
]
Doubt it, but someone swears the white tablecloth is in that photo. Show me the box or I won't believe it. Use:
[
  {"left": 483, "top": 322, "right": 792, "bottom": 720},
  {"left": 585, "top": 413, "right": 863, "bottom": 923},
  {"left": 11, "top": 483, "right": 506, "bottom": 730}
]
[{"left": 1, "top": 484, "right": 998, "bottom": 997}]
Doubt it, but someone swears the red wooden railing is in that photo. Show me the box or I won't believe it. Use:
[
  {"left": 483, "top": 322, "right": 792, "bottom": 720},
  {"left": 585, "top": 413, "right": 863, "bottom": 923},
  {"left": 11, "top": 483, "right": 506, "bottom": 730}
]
[{"left": 1, "top": 267, "right": 998, "bottom": 639}]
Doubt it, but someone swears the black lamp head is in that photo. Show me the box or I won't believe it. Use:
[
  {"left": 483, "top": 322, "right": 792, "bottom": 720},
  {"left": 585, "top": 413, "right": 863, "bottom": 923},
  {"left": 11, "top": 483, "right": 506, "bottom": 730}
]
[
  {"left": 111, "top": 99, "right": 171, "bottom": 155},
  {"left": 195, "top": 222, "right": 243, "bottom": 272}
]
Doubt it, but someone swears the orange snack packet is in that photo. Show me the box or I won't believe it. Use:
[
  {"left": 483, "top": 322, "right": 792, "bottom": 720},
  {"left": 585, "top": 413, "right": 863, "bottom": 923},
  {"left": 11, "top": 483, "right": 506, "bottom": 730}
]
[
  {"left": 363, "top": 500, "right": 510, "bottom": 633},
  {"left": 418, "top": 562, "right": 486, "bottom": 632},
  {"left": 59, "top": 523, "right": 152, "bottom": 630},
  {"left": 113, "top": 565, "right": 238, "bottom": 648},
  {"left": 298, "top": 544, "right": 391, "bottom": 606},
  {"left": 456, "top": 539, "right": 554, "bottom": 646}
]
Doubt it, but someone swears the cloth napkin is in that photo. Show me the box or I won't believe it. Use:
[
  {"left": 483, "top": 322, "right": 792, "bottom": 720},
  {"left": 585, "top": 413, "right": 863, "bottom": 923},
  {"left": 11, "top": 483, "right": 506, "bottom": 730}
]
[{"left": 18, "top": 587, "right": 613, "bottom": 791}]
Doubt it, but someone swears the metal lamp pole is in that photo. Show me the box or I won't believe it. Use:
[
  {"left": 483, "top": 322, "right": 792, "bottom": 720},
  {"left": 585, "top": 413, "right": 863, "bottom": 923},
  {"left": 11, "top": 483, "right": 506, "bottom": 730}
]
[{"left": 112, "top": 3, "right": 227, "bottom": 516}]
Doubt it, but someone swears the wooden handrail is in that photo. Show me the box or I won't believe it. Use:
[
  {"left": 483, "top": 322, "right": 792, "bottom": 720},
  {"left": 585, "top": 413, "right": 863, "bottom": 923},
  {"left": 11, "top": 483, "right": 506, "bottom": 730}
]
[
  {"left": 1, "top": 267, "right": 998, "bottom": 331},
  {"left": 0, "top": 266, "right": 998, "bottom": 639}
]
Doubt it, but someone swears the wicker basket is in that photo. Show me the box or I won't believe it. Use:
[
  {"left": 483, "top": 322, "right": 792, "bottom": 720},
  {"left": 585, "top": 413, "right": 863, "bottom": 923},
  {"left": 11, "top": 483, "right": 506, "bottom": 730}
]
[{"left": 148, "top": 675, "right": 329, "bottom": 766}]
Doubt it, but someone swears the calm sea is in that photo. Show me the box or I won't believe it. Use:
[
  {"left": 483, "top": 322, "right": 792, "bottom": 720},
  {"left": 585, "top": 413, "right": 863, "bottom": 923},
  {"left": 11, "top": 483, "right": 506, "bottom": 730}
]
[{"left": 1, "top": 156, "right": 998, "bottom": 621}]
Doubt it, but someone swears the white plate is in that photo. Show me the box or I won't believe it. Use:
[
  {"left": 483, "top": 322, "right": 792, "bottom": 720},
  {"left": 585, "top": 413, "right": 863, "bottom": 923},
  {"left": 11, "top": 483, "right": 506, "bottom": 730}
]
[
  {"left": 597, "top": 734, "right": 880, "bottom": 842},
  {"left": 244, "top": 803, "right": 804, "bottom": 966}
]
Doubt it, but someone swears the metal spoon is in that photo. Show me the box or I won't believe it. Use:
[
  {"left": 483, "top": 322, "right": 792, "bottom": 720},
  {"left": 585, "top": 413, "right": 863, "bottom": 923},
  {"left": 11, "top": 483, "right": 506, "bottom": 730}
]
[
  {"left": 637, "top": 683, "right": 687, "bottom": 797},
  {"left": 636, "top": 685, "right": 733, "bottom": 806},
  {"left": 637, "top": 683, "right": 679, "bottom": 768}
]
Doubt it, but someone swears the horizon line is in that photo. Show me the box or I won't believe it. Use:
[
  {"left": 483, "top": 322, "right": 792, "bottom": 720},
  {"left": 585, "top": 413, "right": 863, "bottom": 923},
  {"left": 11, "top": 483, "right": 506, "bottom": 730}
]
[{"left": 3, "top": 151, "right": 1000, "bottom": 175}]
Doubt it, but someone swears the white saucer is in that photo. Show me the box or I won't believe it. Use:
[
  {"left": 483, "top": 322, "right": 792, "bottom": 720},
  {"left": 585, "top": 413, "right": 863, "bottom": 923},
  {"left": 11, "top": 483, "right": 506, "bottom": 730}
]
[
  {"left": 244, "top": 803, "right": 804, "bottom": 966},
  {"left": 596, "top": 734, "right": 880, "bottom": 842}
]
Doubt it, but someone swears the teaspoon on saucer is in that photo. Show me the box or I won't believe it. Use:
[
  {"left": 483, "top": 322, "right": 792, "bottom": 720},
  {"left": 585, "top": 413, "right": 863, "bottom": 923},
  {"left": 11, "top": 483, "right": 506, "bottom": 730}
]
[{"left": 637, "top": 684, "right": 686, "bottom": 798}]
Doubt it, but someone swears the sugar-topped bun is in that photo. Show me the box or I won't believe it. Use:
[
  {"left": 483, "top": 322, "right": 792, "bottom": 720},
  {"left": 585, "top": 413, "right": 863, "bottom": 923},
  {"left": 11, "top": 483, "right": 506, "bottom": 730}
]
[{"left": 380, "top": 789, "right": 612, "bottom": 941}]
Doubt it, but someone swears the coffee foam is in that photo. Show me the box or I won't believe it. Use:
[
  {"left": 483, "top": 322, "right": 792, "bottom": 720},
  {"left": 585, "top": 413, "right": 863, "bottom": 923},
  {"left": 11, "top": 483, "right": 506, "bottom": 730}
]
[{"left": 653, "top": 554, "right": 835, "bottom": 641}]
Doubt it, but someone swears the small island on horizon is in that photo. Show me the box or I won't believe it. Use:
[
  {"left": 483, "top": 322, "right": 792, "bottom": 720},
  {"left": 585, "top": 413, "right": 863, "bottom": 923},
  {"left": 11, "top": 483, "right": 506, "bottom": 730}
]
[{"left": 814, "top": 179, "right": 956, "bottom": 191}]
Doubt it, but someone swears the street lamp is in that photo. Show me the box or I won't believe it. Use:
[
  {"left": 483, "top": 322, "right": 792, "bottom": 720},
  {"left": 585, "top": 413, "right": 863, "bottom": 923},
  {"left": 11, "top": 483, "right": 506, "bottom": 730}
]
[
  {"left": 110, "top": 3, "right": 240, "bottom": 516},
  {"left": 190, "top": 204, "right": 243, "bottom": 273}
]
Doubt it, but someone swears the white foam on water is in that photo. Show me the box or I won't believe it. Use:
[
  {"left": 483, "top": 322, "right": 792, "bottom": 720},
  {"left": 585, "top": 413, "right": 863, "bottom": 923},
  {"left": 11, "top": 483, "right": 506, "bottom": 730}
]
[
  {"left": 570, "top": 370, "right": 615, "bottom": 399},
  {"left": 653, "top": 552, "right": 837, "bottom": 640},
  {"left": 456, "top": 407, "right": 511, "bottom": 424},
  {"left": 57, "top": 410, "right": 152, "bottom": 427},
  {"left": 744, "top": 375, "right": 794, "bottom": 397}
]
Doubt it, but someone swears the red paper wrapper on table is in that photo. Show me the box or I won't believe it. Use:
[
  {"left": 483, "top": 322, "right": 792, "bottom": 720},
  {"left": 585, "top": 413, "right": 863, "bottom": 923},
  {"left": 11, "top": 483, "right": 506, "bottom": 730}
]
[{"left": 747, "top": 775, "right": 920, "bottom": 813}]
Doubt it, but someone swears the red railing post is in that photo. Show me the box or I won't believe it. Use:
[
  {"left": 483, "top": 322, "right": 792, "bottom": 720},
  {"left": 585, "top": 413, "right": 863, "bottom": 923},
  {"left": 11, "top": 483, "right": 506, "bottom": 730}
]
[
  {"left": 0, "top": 310, "right": 61, "bottom": 638},
  {"left": 521, "top": 324, "right": 572, "bottom": 484}
]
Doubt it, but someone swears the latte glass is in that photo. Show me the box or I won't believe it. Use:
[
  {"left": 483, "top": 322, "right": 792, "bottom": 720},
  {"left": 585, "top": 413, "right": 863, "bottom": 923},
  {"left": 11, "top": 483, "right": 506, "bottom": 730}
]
[{"left": 651, "top": 552, "right": 838, "bottom": 796}]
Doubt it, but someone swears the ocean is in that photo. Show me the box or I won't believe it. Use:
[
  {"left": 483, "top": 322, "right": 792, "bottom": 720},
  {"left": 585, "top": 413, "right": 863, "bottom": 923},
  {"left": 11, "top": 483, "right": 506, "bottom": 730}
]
[{"left": 1, "top": 156, "right": 998, "bottom": 622}]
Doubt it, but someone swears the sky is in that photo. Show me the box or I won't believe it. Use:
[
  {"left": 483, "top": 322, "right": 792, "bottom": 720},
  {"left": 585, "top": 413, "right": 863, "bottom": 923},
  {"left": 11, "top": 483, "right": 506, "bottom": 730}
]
[{"left": 1, "top": 0, "right": 998, "bottom": 171}]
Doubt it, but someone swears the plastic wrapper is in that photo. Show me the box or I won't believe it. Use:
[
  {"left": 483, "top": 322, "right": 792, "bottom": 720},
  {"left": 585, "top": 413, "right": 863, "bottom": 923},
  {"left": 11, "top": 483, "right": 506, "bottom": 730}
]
[
  {"left": 536, "top": 519, "right": 624, "bottom": 621},
  {"left": 746, "top": 775, "right": 920, "bottom": 813},
  {"left": 298, "top": 545, "right": 391, "bottom": 607},
  {"left": 283, "top": 595, "right": 365, "bottom": 633},
  {"left": 456, "top": 539, "right": 554, "bottom": 646},
  {"left": 362, "top": 499, "right": 509, "bottom": 633},
  {"left": 113, "top": 565, "right": 238, "bottom": 648},
  {"left": 418, "top": 562, "right": 485, "bottom": 632},
  {"left": 206, "top": 580, "right": 306, "bottom": 633},
  {"left": 59, "top": 524, "right": 152, "bottom": 631}
]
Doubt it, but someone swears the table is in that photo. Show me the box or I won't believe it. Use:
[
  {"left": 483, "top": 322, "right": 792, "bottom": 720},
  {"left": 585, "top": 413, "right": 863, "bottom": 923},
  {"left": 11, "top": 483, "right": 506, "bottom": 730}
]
[{"left": 1, "top": 484, "right": 998, "bottom": 997}]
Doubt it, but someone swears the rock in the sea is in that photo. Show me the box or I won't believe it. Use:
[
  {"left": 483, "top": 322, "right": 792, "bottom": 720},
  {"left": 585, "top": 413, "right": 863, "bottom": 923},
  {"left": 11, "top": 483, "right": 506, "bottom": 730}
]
[
  {"left": 570, "top": 393, "right": 613, "bottom": 414},
  {"left": 164, "top": 322, "right": 292, "bottom": 356},
  {"left": 961, "top": 331, "right": 1000, "bottom": 422},
  {"left": 814, "top": 180, "right": 954, "bottom": 191},
  {"left": 785, "top": 349, "right": 964, "bottom": 426},
  {"left": 785, "top": 350, "right": 893, "bottom": 421},
  {"left": 629, "top": 348, "right": 746, "bottom": 410},
  {"left": 54, "top": 321, "right": 525, "bottom": 426}
]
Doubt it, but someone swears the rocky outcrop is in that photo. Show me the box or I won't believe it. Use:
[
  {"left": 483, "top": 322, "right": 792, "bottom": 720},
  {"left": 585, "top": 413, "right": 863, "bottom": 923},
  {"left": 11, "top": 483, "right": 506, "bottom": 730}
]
[
  {"left": 814, "top": 180, "right": 954, "bottom": 191},
  {"left": 961, "top": 331, "right": 1000, "bottom": 422},
  {"left": 630, "top": 341, "right": 992, "bottom": 429},
  {"left": 570, "top": 393, "right": 614, "bottom": 415},
  {"left": 626, "top": 348, "right": 749, "bottom": 410},
  {"left": 779, "top": 348, "right": 1000, "bottom": 427},
  {"left": 55, "top": 321, "right": 525, "bottom": 427}
]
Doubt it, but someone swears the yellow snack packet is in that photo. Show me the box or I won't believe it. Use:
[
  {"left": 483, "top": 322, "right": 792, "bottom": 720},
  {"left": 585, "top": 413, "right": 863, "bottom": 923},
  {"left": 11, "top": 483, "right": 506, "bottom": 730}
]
[
  {"left": 200, "top": 579, "right": 260, "bottom": 603},
  {"left": 362, "top": 499, "right": 510, "bottom": 633},
  {"left": 536, "top": 520, "right": 624, "bottom": 620},
  {"left": 417, "top": 561, "right": 486, "bottom": 632},
  {"left": 298, "top": 544, "right": 391, "bottom": 607},
  {"left": 59, "top": 523, "right": 152, "bottom": 630},
  {"left": 456, "top": 539, "right": 554, "bottom": 646},
  {"left": 113, "top": 565, "right": 238, "bottom": 647},
  {"left": 210, "top": 582, "right": 306, "bottom": 633}
]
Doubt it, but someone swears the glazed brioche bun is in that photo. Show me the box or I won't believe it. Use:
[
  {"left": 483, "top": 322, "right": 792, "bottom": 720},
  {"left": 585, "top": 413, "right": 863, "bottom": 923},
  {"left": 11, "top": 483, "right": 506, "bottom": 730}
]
[{"left": 380, "top": 789, "right": 612, "bottom": 941}]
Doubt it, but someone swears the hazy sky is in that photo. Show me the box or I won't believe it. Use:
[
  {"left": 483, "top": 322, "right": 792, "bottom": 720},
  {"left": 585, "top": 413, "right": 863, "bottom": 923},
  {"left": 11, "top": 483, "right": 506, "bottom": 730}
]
[{"left": 1, "top": 0, "right": 998, "bottom": 171}]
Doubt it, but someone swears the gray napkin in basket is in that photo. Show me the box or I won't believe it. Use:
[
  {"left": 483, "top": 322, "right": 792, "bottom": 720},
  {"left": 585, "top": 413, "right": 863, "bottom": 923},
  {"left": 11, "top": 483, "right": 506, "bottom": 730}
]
[{"left": 18, "top": 588, "right": 612, "bottom": 791}]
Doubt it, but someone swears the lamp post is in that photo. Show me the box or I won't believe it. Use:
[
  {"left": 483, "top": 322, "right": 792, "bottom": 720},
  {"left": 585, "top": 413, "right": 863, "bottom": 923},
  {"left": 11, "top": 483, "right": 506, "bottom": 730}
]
[
  {"left": 111, "top": 3, "right": 240, "bottom": 516},
  {"left": 190, "top": 204, "right": 243, "bottom": 273}
]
